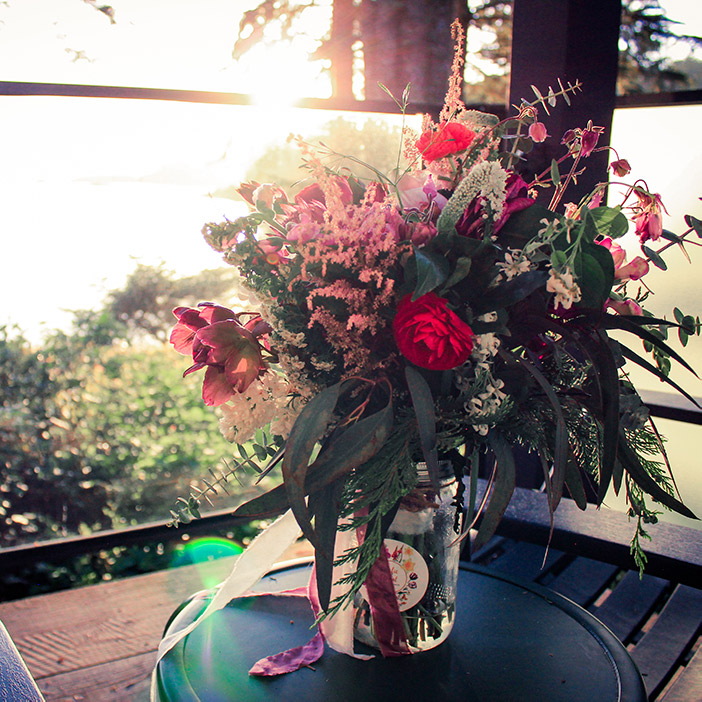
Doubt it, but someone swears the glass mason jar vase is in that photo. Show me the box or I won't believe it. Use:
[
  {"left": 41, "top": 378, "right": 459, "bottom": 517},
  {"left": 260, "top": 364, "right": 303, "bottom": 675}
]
[{"left": 353, "top": 460, "right": 461, "bottom": 652}]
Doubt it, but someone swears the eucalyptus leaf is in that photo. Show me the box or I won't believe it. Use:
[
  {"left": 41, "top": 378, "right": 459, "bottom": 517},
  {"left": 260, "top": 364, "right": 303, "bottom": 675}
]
[
  {"left": 641, "top": 245, "right": 667, "bottom": 271},
  {"left": 684, "top": 214, "right": 702, "bottom": 237},
  {"left": 550, "top": 159, "right": 560, "bottom": 188}
]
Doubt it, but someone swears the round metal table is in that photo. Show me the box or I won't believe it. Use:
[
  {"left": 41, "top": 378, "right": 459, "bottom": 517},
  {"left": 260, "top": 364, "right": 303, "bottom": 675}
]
[{"left": 156, "top": 560, "right": 646, "bottom": 702}]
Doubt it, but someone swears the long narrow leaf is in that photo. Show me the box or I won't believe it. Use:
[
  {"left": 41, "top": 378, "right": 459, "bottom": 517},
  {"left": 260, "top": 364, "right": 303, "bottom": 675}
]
[
  {"left": 231, "top": 398, "right": 394, "bottom": 520},
  {"left": 601, "top": 315, "right": 698, "bottom": 377},
  {"left": 473, "top": 433, "right": 516, "bottom": 551},
  {"left": 305, "top": 398, "right": 394, "bottom": 492},
  {"left": 282, "top": 382, "right": 343, "bottom": 547},
  {"left": 405, "top": 365, "right": 439, "bottom": 489},
  {"left": 590, "top": 330, "right": 620, "bottom": 504},
  {"left": 505, "top": 349, "right": 568, "bottom": 510},
  {"left": 309, "top": 478, "right": 344, "bottom": 611},
  {"left": 619, "top": 344, "right": 701, "bottom": 408}
]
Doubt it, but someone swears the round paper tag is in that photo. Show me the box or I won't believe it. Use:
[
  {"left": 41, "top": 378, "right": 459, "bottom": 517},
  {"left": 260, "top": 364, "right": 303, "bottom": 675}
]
[{"left": 383, "top": 539, "right": 429, "bottom": 611}]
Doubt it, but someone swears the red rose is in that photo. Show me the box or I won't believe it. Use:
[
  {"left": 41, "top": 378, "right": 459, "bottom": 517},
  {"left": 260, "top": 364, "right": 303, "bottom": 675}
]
[
  {"left": 416, "top": 122, "right": 476, "bottom": 162},
  {"left": 393, "top": 293, "right": 475, "bottom": 370}
]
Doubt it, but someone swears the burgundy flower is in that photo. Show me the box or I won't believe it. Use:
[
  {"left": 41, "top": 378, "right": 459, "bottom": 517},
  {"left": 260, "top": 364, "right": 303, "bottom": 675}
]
[
  {"left": 393, "top": 293, "right": 474, "bottom": 371},
  {"left": 170, "top": 303, "right": 270, "bottom": 406},
  {"left": 580, "top": 126, "right": 600, "bottom": 157},
  {"left": 416, "top": 122, "right": 476, "bottom": 162},
  {"left": 455, "top": 173, "right": 535, "bottom": 239},
  {"left": 609, "top": 159, "right": 631, "bottom": 178}
]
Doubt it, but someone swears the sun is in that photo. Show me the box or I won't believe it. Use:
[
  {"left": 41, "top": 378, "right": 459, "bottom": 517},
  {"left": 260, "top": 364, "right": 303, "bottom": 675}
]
[{"left": 233, "top": 41, "right": 332, "bottom": 108}]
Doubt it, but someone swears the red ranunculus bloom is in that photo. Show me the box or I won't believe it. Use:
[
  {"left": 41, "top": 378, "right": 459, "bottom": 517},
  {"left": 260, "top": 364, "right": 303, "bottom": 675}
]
[
  {"left": 416, "top": 122, "right": 476, "bottom": 162},
  {"left": 170, "top": 303, "right": 270, "bottom": 406},
  {"left": 392, "top": 293, "right": 474, "bottom": 370}
]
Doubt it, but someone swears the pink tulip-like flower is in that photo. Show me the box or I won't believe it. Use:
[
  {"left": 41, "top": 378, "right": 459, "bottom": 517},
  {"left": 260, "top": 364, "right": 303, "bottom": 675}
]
[
  {"left": 580, "top": 127, "right": 600, "bottom": 157},
  {"left": 528, "top": 121, "right": 548, "bottom": 143},
  {"left": 599, "top": 237, "right": 649, "bottom": 281},
  {"left": 633, "top": 191, "right": 667, "bottom": 244},
  {"left": 170, "top": 303, "right": 270, "bottom": 406},
  {"left": 609, "top": 159, "right": 631, "bottom": 177},
  {"left": 608, "top": 299, "right": 644, "bottom": 316}
]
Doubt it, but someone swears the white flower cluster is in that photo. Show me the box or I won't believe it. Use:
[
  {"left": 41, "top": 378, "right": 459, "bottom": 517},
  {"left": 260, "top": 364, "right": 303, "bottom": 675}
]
[
  {"left": 496, "top": 248, "right": 532, "bottom": 281},
  {"left": 471, "top": 312, "right": 501, "bottom": 369},
  {"left": 464, "top": 370, "right": 507, "bottom": 436},
  {"left": 218, "top": 372, "right": 305, "bottom": 444},
  {"left": 546, "top": 267, "right": 582, "bottom": 310}
]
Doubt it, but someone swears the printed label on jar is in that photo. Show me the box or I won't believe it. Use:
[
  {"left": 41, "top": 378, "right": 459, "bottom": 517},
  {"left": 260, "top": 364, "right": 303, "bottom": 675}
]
[{"left": 383, "top": 539, "right": 429, "bottom": 611}]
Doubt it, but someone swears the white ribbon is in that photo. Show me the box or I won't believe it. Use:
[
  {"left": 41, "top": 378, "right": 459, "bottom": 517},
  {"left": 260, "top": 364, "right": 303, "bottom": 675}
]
[{"left": 149, "top": 509, "right": 302, "bottom": 701}]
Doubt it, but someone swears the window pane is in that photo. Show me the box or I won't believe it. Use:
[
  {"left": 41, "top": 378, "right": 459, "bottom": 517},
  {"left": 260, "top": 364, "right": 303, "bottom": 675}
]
[
  {"left": 618, "top": 0, "right": 702, "bottom": 94},
  {"left": 607, "top": 104, "right": 702, "bottom": 528},
  {"left": 0, "top": 94, "right": 417, "bottom": 551}
]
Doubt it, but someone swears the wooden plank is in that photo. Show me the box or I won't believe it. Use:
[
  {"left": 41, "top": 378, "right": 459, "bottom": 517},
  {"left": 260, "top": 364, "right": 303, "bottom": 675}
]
[
  {"left": 659, "top": 644, "right": 702, "bottom": 702},
  {"left": 481, "top": 540, "right": 566, "bottom": 582},
  {"left": 547, "top": 557, "right": 619, "bottom": 607},
  {"left": 492, "top": 483, "right": 702, "bottom": 588},
  {"left": 631, "top": 585, "right": 702, "bottom": 698},
  {"left": 589, "top": 571, "right": 668, "bottom": 644},
  {"left": 0, "top": 556, "right": 240, "bottom": 681},
  {"left": 37, "top": 651, "right": 155, "bottom": 702}
]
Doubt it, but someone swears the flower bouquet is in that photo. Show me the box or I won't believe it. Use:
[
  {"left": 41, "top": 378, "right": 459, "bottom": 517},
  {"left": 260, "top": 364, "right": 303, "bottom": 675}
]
[{"left": 165, "top": 22, "right": 700, "bottom": 670}]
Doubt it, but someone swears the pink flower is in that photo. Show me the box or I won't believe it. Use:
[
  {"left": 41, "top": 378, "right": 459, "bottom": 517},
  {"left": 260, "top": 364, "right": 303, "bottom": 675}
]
[
  {"left": 580, "top": 127, "right": 600, "bottom": 157},
  {"left": 397, "top": 173, "right": 447, "bottom": 212},
  {"left": 528, "top": 121, "right": 548, "bottom": 142},
  {"left": 633, "top": 191, "right": 666, "bottom": 244},
  {"left": 608, "top": 299, "right": 644, "bottom": 316},
  {"left": 599, "top": 237, "right": 649, "bottom": 281},
  {"left": 286, "top": 213, "right": 323, "bottom": 243},
  {"left": 170, "top": 303, "right": 270, "bottom": 406}
]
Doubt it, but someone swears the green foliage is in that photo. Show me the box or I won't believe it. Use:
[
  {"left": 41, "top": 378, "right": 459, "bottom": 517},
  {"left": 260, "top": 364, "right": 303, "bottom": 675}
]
[
  {"left": 106, "top": 263, "right": 236, "bottom": 341},
  {"left": 246, "top": 117, "right": 408, "bottom": 191}
]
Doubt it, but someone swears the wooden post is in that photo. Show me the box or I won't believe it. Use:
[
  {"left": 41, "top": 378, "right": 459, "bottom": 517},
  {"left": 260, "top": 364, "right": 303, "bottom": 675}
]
[{"left": 509, "top": 0, "right": 622, "bottom": 202}]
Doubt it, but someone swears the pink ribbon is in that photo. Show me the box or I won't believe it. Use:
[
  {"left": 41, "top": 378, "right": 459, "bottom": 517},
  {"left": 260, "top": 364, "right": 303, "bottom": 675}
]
[{"left": 248, "top": 583, "right": 325, "bottom": 676}]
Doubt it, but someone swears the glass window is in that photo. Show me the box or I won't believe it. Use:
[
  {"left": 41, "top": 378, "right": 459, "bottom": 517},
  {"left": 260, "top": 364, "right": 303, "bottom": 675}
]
[
  {"left": 618, "top": 1, "right": 702, "bottom": 94},
  {"left": 0, "top": 93, "right": 419, "bottom": 551}
]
